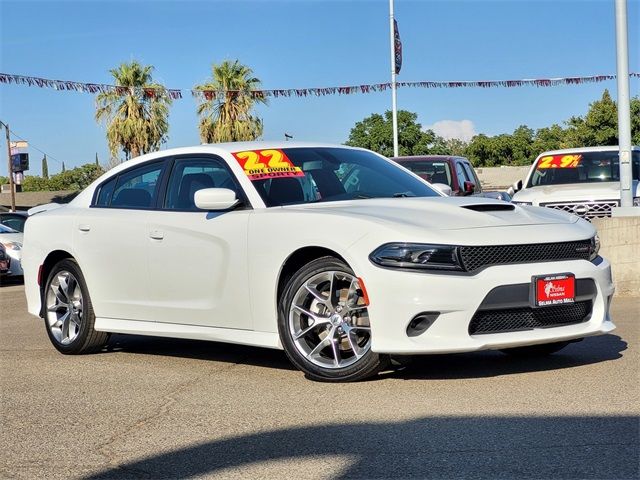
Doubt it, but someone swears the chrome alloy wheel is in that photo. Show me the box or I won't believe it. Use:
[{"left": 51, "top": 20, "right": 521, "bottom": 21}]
[
  {"left": 288, "top": 271, "right": 371, "bottom": 369},
  {"left": 46, "top": 271, "right": 84, "bottom": 345}
]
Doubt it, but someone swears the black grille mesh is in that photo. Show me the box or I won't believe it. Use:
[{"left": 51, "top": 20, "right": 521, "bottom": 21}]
[
  {"left": 459, "top": 240, "right": 592, "bottom": 272},
  {"left": 469, "top": 301, "right": 592, "bottom": 335}
]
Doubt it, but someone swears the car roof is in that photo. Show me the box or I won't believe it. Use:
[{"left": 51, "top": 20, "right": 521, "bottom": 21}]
[
  {"left": 0, "top": 211, "right": 28, "bottom": 217},
  {"left": 392, "top": 155, "right": 468, "bottom": 162},
  {"left": 537, "top": 145, "right": 640, "bottom": 156}
]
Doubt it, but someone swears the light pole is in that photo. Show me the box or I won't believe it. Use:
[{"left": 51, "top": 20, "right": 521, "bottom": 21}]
[
  {"left": 389, "top": 0, "right": 399, "bottom": 157},
  {"left": 0, "top": 120, "right": 16, "bottom": 212},
  {"left": 613, "top": 0, "right": 637, "bottom": 216}
]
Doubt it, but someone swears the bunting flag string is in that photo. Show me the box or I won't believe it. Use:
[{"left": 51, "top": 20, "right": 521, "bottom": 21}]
[{"left": 1, "top": 72, "right": 638, "bottom": 100}]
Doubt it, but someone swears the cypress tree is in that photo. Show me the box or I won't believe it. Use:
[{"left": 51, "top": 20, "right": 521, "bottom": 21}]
[{"left": 42, "top": 155, "right": 49, "bottom": 179}]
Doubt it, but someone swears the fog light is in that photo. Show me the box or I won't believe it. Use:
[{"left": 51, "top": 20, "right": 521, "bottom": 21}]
[{"left": 406, "top": 312, "right": 439, "bottom": 337}]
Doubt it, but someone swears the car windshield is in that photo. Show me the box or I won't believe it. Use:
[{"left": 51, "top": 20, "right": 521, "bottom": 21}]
[
  {"left": 528, "top": 151, "right": 640, "bottom": 187},
  {"left": 0, "top": 223, "right": 19, "bottom": 234},
  {"left": 249, "top": 148, "right": 440, "bottom": 207},
  {"left": 396, "top": 160, "right": 452, "bottom": 187}
]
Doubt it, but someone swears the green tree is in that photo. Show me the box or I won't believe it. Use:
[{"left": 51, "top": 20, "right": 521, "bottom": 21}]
[
  {"left": 565, "top": 89, "right": 619, "bottom": 146},
  {"left": 443, "top": 138, "right": 469, "bottom": 157},
  {"left": 95, "top": 61, "right": 172, "bottom": 162},
  {"left": 22, "top": 175, "right": 51, "bottom": 192},
  {"left": 194, "top": 60, "right": 267, "bottom": 143},
  {"left": 47, "top": 164, "right": 104, "bottom": 191},
  {"left": 21, "top": 164, "right": 104, "bottom": 192},
  {"left": 531, "top": 124, "right": 568, "bottom": 154},
  {"left": 42, "top": 155, "right": 49, "bottom": 179},
  {"left": 346, "top": 110, "right": 449, "bottom": 157}
]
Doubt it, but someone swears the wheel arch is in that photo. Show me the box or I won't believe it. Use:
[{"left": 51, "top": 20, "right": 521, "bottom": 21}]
[
  {"left": 276, "top": 246, "right": 347, "bottom": 306},
  {"left": 38, "top": 250, "right": 75, "bottom": 317}
]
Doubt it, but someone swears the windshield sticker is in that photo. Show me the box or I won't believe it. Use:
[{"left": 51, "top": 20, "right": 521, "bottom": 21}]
[
  {"left": 232, "top": 149, "right": 304, "bottom": 180},
  {"left": 537, "top": 154, "right": 582, "bottom": 169}
]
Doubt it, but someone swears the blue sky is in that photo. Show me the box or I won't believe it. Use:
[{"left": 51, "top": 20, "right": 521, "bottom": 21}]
[{"left": 1, "top": 0, "right": 639, "bottom": 176}]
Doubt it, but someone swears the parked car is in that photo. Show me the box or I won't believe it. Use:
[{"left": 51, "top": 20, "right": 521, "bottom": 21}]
[
  {"left": 23, "top": 142, "right": 613, "bottom": 382},
  {"left": 0, "top": 211, "right": 28, "bottom": 232},
  {"left": 0, "top": 243, "right": 10, "bottom": 277},
  {"left": 392, "top": 155, "right": 510, "bottom": 201},
  {"left": 0, "top": 223, "right": 23, "bottom": 277},
  {"left": 511, "top": 146, "right": 640, "bottom": 220}
]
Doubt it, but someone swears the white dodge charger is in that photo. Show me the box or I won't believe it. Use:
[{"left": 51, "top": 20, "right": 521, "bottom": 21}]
[{"left": 23, "top": 142, "right": 615, "bottom": 381}]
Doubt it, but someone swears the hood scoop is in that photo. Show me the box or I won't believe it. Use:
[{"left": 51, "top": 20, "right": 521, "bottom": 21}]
[{"left": 461, "top": 203, "right": 515, "bottom": 212}]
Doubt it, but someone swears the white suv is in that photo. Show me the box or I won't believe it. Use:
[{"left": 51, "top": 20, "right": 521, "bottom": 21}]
[{"left": 512, "top": 146, "right": 640, "bottom": 220}]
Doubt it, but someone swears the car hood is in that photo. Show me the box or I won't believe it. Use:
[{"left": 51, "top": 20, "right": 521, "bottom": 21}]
[
  {"left": 286, "top": 196, "right": 578, "bottom": 231},
  {"left": 514, "top": 180, "right": 640, "bottom": 203}
]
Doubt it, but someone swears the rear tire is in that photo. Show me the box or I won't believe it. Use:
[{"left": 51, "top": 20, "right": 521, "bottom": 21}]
[
  {"left": 278, "top": 256, "right": 388, "bottom": 382},
  {"left": 500, "top": 341, "right": 571, "bottom": 357},
  {"left": 43, "top": 259, "right": 109, "bottom": 354}
]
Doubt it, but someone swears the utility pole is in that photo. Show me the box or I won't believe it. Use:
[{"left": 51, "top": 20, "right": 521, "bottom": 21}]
[
  {"left": 0, "top": 121, "right": 16, "bottom": 211},
  {"left": 613, "top": 0, "right": 637, "bottom": 216},
  {"left": 389, "top": 0, "right": 399, "bottom": 157}
]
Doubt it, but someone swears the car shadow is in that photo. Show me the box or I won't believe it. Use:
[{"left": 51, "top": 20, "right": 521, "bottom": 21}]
[
  {"left": 102, "top": 332, "right": 626, "bottom": 380},
  {"left": 83, "top": 415, "right": 639, "bottom": 479},
  {"left": 390, "top": 333, "right": 627, "bottom": 380},
  {"left": 0, "top": 275, "right": 24, "bottom": 287},
  {"left": 105, "top": 334, "right": 297, "bottom": 371}
]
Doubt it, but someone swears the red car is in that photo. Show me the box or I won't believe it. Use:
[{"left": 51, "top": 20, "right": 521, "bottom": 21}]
[{"left": 391, "top": 155, "right": 482, "bottom": 196}]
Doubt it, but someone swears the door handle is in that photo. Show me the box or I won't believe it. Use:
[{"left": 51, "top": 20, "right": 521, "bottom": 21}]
[
  {"left": 149, "top": 229, "right": 164, "bottom": 240},
  {"left": 78, "top": 224, "right": 91, "bottom": 232}
]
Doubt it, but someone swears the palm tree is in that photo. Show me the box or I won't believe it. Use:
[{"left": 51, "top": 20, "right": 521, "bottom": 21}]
[
  {"left": 194, "top": 60, "right": 267, "bottom": 143},
  {"left": 95, "top": 61, "right": 172, "bottom": 163}
]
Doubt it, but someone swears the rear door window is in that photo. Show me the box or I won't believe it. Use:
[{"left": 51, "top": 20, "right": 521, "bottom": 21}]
[{"left": 93, "top": 161, "right": 164, "bottom": 209}]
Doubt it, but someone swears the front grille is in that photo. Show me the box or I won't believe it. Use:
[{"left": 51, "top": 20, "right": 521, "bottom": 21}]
[
  {"left": 469, "top": 301, "right": 592, "bottom": 335},
  {"left": 459, "top": 240, "right": 592, "bottom": 273},
  {"left": 540, "top": 201, "right": 619, "bottom": 221}
]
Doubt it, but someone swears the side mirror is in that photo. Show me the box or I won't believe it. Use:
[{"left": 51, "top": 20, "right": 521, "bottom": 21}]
[
  {"left": 463, "top": 181, "right": 476, "bottom": 195},
  {"left": 432, "top": 183, "right": 452, "bottom": 196},
  {"left": 194, "top": 188, "right": 239, "bottom": 211},
  {"left": 513, "top": 179, "right": 523, "bottom": 192}
]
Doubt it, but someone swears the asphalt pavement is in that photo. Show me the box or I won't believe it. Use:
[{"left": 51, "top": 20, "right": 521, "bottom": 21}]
[{"left": 1, "top": 284, "right": 638, "bottom": 479}]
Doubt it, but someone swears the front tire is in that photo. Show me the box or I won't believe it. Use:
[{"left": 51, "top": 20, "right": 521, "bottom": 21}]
[
  {"left": 43, "top": 259, "right": 109, "bottom": 354},
  {"left": 278, "top": 256, "right": 387, "bottom": 382}
]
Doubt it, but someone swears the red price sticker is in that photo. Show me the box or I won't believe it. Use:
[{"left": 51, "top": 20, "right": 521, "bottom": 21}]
[
  {"left": 232, "top": 149, "right": 304, "bottom": 181},
  {"left": 536, "top": 154, "right": 582, "bottom": 169}
]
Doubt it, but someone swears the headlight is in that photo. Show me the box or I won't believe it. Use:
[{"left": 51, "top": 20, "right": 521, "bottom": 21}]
[
  {"left": 369, "top": 243, "right": 463, "bottom": 271},
  {"left": 512, "top": 201, "right": 533, "bottom": 206},
  {"left": 3, "top": 242, "right": 21, "bottom": 251},
  {"left": 590, "top": 234, "right": 600, "bottom": 261},
  {"left": 634, "top": 197, "right": 640, "bottom": 207}
]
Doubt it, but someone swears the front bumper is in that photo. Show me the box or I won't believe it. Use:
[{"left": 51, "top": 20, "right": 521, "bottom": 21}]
[{"left": 360, "top": 257, "right": 615, "bottom": 354}]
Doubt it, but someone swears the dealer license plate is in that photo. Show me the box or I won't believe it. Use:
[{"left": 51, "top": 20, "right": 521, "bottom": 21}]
[{"left": 532, "top": 273, "right": 575, "bottom": 307}]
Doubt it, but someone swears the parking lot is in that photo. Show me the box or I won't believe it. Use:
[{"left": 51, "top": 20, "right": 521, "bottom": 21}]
[{"left": 1, "top": 283, "right": 638, "bottom": 479}]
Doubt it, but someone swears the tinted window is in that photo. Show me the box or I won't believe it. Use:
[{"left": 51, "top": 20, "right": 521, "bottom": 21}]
[
  {"left": 455, "top": 162, "right": 469, "bottom": 190},
  {"left": 165, "top": 157, "right": 241, "bottom": 210},
  {"left": 95, "top": 177, "right": 117, "bottom": 207},
  {"left": 528, "top": 151, "right": 640, "bottom": 187},
  {"left": 110, "top": 162, "right": 163, "bottom": 209},
  {"left": 0, "top": 223, "right": 18, "bottom": 234},
  {"left": 253, "top": 148, "right": 439, "bottom": 207},
  {"left": 397, "top": 160, "right": 452, "bottom": 187},
  {"left": 461, "top": 162, "right": 481, "bottom": 192},
  {"left": 0, "top": 214, "right": 27, "bottom": 232}
]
